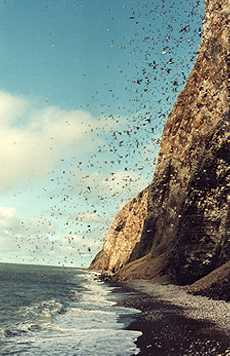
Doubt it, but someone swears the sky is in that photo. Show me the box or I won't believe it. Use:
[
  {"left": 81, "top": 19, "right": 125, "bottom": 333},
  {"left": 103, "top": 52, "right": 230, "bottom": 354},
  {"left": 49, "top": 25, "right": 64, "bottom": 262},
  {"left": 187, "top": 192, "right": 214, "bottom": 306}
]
[{"left": 0, "top": 0, "right": 205, "bottom": 267}]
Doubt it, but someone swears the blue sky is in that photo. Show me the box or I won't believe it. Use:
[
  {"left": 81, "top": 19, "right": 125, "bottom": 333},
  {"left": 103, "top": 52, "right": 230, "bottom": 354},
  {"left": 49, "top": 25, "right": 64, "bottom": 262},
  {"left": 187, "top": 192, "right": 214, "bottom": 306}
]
[{"left": 0, "top": 0, "right": 205, "bottom": 267}]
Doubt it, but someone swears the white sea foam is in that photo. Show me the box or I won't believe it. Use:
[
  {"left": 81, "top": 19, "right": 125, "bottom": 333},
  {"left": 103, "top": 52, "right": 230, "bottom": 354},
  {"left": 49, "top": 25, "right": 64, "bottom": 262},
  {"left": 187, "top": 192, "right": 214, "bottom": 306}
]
[
  {"left": 1, "top": 328, "right": 141, "bottom": 356},
  {"left": 0, "top": 270, "right": 141, "bottom": 356},
  {"left": 0, "top": 328, "right": 7, "bottom": 341},
  {"left": 16, "top": 299, "right": 64, "bottom": 334},
  {"left": 18, "top": 299, "right": 64, "bottom": 318}
]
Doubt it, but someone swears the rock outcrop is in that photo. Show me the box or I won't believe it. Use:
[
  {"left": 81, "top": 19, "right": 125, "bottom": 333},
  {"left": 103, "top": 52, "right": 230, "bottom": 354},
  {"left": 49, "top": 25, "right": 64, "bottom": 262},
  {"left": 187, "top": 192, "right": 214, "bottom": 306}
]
[
  {"left": 90, "top": 188, "right": 149, "bottom": 273},
  {"left": 90, "top": 0, "right": 230, "bottom": 297}
]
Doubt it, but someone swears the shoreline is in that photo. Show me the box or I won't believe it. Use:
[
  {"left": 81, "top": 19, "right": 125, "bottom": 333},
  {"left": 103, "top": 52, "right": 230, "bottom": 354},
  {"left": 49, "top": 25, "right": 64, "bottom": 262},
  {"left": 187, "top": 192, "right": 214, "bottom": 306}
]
[{"left": 114, "top": 280, "right": 230, "bottom": 356}]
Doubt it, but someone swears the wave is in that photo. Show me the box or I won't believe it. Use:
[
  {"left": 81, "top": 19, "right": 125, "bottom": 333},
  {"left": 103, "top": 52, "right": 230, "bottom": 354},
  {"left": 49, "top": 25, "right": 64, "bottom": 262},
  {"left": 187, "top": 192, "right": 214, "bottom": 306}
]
[
  {"left": 0, "top": 299, "right": 65, "bottom": 337},
  {"left": 0, "top": 328, "right": 17, "bottom": 341},
  {"left": 18, "top": 298, "right": 64, "bottom": 318},
  {"left": 0, "top": 269, "right": 141, "bottom": 356}
]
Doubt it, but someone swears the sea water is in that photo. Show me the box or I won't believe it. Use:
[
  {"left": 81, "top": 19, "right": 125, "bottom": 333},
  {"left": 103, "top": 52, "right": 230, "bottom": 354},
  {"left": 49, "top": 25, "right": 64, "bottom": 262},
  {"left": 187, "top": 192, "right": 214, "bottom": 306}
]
[{"left": 0, "top": 263, "right": 141, "bottom": 356}]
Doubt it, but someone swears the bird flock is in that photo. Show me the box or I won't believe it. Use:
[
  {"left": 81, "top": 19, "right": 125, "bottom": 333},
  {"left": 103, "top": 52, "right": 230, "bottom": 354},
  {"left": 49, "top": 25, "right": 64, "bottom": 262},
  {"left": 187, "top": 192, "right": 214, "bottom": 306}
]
[{"left": 7, "top": 0, "right": 204, "bottom": 267}]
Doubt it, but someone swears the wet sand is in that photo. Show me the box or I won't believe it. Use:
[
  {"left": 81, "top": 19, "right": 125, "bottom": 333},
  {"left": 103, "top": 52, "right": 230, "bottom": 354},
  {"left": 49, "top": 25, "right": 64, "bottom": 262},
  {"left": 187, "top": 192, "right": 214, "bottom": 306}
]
[{"left": 115, "top": 280, "right": 230, "bottom": 356}]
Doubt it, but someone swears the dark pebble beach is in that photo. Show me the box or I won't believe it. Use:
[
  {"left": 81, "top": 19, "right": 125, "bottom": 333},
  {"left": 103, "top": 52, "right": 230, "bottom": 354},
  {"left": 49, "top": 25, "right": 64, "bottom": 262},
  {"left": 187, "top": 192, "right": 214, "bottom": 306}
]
[{"left": 115, "top": 280, "right": 230, "bottom": 356}]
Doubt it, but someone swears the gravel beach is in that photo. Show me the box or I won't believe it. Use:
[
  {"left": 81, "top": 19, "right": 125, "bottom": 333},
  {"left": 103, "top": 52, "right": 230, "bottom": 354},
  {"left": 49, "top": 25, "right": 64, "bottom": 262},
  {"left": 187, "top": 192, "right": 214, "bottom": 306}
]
[{"left": 116, "top": 280, "right": 230, "bottom": 356}]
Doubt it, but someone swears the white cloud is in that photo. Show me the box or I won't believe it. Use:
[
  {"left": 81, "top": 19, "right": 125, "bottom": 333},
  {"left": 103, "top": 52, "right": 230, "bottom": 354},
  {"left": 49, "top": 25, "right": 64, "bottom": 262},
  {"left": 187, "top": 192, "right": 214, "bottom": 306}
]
[
  {"left": 0, "top": 206, "right": 17, "bottom": 220},
  {"left": 0, "top": 203, "right": 103, "bottom": 266},
  {"left": 0, "top": 91, "right": 28, "bottom": 125},
  {"left": 0, "top": 91, "right": 121, "bottom": 192},
  {"left": 0, "top": 90, "right": 155, "bottom": 198},
  {"left": 0, "top": 206, "right": 23, "bottom": 234},
  {"left": 0, "top": 205, "right": 57, "bottom": 243}
]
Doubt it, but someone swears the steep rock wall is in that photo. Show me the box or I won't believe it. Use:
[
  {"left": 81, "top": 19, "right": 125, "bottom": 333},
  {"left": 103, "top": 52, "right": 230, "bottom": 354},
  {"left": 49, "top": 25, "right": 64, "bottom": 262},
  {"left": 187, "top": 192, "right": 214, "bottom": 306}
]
[
  {"left": 90, "top": 0, "right": 230, "bottom": 286},
  {"left": 90, "top": 189, "right": 148, "bottom": 272},
  {"left": 167, "top": 118, "right": 230, "bottom": 284}
]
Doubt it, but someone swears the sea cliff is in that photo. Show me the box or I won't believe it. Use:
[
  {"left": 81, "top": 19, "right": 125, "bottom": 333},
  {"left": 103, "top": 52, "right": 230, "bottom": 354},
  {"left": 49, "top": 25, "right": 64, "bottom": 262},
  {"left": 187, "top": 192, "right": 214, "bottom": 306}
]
[{"left": 90, "top": 0, "right": 230, "bottom": 299}]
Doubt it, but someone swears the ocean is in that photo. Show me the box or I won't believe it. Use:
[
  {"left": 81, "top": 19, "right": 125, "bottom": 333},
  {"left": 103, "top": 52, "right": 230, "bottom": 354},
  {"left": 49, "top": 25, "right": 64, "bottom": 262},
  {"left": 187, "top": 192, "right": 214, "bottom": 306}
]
[{"left": 0, "top": 263, "right": 141, "bottom": 356}]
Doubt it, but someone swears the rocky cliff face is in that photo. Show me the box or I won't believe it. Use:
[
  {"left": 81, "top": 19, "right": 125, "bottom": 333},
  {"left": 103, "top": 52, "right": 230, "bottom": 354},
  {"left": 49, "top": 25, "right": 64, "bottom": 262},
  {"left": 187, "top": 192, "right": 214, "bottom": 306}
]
[
  {"left": 90, "top": 188, "right": 149, "bottom": 273},
  {"left": 90, "top": 0, "right": 230, "bottom": 294}
]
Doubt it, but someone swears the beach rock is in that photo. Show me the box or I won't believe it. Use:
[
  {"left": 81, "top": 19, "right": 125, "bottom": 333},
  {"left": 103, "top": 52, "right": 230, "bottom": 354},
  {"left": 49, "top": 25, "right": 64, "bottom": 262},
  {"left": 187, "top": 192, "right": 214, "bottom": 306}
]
[{"left": 90, "top": 0, "right": 230, "bottom": 295}]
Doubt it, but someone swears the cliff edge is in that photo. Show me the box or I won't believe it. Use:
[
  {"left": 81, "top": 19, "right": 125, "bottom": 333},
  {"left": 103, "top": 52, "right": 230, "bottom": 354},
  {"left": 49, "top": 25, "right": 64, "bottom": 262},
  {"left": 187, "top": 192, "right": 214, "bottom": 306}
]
[{"left": 90, "top": 0, "right": 230, "bottom": 299}]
